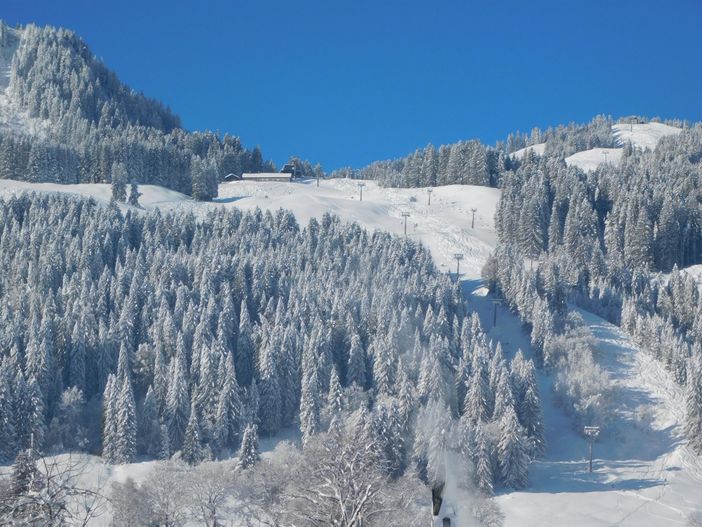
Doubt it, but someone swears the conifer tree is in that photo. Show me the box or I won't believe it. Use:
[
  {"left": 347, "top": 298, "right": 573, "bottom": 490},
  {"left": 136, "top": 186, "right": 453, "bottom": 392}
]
[
  {"left": 111, "top": 162, "right": 128, "bottom": 202},
  {"left": 182, "top": 398, "right": 205, "bottom": 465},
  {"left": 127, "top": 182, "right": 141, "bottom": 207},
  {"left": 165, "top": 358, "right": 190, "bottom": 450},
  {"left": 236, "top": 301, "right": 255, "bottom": 386},
  {"left": 347, "top": 333, "right": 367, "bottom": 388},
  {"left": 237, "top": 423, "right": 260, "bottom": 470},
  {"left": 685, "top": 356, "right": 702, "bottom": 454},
  {"left": 474, "top": 424, "right": 494, "bottom": 495},
  {"left": 139, "top": 386, "right": 161, "bottom": 456},
  {"left": 258, "top": 341, "right": 282, "bottom": 436},
  {"left": 300, "top": 364, "right": 321, "bottom": 445},
  {"left": 497, "top": 406, "right": 529, "bottom": 489},
  {"left": 113, "top": 373, "right": 137, "bottom": 464},
  {"left": 214, "top": 352, "right": 241, "bottom": 452}
]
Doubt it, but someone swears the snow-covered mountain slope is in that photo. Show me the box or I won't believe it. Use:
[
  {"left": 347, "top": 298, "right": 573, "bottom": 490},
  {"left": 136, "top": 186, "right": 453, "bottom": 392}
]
[
  {"left": 0, "top": 24, "right": 51, "bottom": 138},
  {"left": 565, "top": 147, "right": 623, "bottom": 172},
  {"left": 3, "top": 177, "right": 702, "bottom": 525},
  {"left": 492, "top": 306, "right": 702, "bottom": 526},
  {"left": 564, "top": 122, "right": 682, "bottom": 173},
  {"left": 613, "top": 122, "right": 682, "bottom": 150},
  {"left": 510, "top": 142, "right": 546, "bottom": 159},
  {"left": 0, "top": 180, "right": 192, "bottom": 209},
  {"left": 0, "top": 178, "right": 499, "bottom": 279}
]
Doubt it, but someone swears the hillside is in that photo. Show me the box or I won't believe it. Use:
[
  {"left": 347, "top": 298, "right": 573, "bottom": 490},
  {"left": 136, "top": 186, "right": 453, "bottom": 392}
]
[
  {"left": 2, "top": 177, "right": 702, "bottom": 525},
  {"left": 564, "top": 122, "right": 682, "bottom": 172},
  {"left": 0, "top": 19, "right": 275, "bottom": 196}
]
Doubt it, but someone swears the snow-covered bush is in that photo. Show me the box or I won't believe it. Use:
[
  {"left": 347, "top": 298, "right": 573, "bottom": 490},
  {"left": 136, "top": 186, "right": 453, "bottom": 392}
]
[{"left": 549, "top": 314, "right": 612, "bottom": 430}]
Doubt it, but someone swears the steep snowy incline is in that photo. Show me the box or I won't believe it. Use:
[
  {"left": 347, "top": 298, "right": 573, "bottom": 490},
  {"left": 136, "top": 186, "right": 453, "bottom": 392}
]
[
  {"left": 0, "top": 24, "right": 50, "bottom": 138},
  {"left": 493, "top": 307, "right": 702, "bottom": 527}
]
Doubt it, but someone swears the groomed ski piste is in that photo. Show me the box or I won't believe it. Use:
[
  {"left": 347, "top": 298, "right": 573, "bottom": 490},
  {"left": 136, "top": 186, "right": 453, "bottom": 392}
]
[{"left": 1, "top": 121, "right": 700, "bottom": 525}]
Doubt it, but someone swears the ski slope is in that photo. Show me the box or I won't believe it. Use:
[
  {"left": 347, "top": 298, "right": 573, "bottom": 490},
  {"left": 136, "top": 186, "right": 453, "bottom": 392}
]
[
  {"left": 564, "top": 122, "right": 682, "bottom": 173},
  {"left": 489, "top": 306, "right": 702, "bottom": 527},
  {"left": 565, "top": 147, "right": 624, "bottom": 172},
  {"left": 613, "top": 122, "right": 682, "bottom": 150}
]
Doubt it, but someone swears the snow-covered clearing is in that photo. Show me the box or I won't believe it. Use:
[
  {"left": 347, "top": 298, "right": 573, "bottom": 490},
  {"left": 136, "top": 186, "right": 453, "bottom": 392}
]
[
  {"left": 613, "top": 122, "right": 682, "bottom": 150},
  {"left": 564, "top": 122, "right": 682, "bottom": 173},
  {"left": 565, "top": 147, "right": 624, "bottom": 173},
  {"left": 681, "top": 265, "right": 702, "bottom": 291},
  {"left": 2, "top": 177, "right": 702, "bottom": 525},
  {"left": 0, "top": 179, "right": 192, "bottom": 209},
  {"left": 510, "top": 143, "right": 546, "bottom": 159}
]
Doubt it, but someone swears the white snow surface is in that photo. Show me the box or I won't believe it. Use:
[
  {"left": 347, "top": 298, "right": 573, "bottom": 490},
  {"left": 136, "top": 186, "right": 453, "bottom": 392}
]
[
  {"left": 565, "top": 147, "right": 624, "bottom": 172},
  {"left": 2, "top": 177, "right": 702, "bottom": 525},
  {"left": 613, "top": 122, "right": 682, "bottom": 150},
  {"left": 510, "top": 142, "right": 546, "bottom": 159}
]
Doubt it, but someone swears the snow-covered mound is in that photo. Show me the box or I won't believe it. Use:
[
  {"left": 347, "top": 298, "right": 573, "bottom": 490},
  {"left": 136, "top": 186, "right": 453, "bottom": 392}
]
[
  {"left": 565, "top": 147, "right": 623, "bottom": 172},
  {"left": 682, "top": 265, "right": 702, "bottom": 287},
  {"left": 613, "top": 122, "right": 682, "bottom": 150},
  {"left": 0, "top": 180, "right": 192, "bottom": 209},
  {"left": 511, "top": 142, "right": 546, "bottom": 159}
]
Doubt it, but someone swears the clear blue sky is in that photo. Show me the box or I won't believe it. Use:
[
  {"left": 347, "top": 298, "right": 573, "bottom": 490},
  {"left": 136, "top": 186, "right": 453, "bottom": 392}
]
[{"left": 4, "top": 0, "right": 702, "bottom": 170}]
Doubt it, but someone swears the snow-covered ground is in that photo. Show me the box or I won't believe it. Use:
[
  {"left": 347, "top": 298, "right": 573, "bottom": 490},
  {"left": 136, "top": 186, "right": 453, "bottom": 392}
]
[
  {"left": 490, "top": 306, "right": 702, "bottom": 526},
  {"left": 2, "top": 177, "right": 702, "bottom": 525},
  {"left": 613, "top": 122, "right": 682, "bottom": 150},
  {"left": 681, "top": 265, "right": 702, "bottom": 291},
  {"left": 510, "top": 142, "right": 546, "bottom": 159},
  {"left": 0, "top": 179, "right": 192, "bottom": 209},
  {"left": 565, "top": 147, "right": 624, "bottom": 173}
]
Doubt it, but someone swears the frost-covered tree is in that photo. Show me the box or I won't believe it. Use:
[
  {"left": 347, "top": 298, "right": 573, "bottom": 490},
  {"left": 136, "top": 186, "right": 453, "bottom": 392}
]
[
  {"left": 497, "top": 406, "right": 529, "bottom": 489},
  {"left": 111, "top": 162, "right": 128, "bottom": 202},
  {"left": 128, "top": 182, "right": 141, "bottom": 207},
  {"left": 237, "top": 423, "right": 260, "bottom": 470}
]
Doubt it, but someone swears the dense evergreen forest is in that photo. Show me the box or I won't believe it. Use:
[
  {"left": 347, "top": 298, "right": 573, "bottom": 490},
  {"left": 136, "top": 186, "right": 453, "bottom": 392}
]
[
  {"left": 483, "top": 123, "right": 702, "bottom": 452},
  {"left": 0, "top": 193, "right": 545, "bottom": 525}
]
